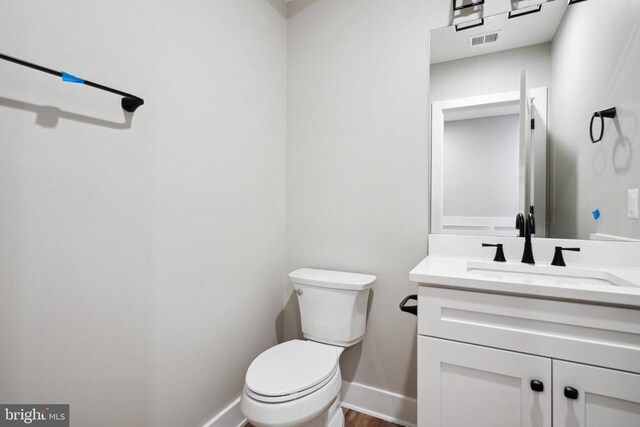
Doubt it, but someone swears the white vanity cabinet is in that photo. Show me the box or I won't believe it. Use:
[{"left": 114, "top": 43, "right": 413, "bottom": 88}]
[
  {"left": 419, "top": 336, "right": 552, "bottom": 427},
  {"left": 552, "top": 361, "right": 640, "bottom": 427},
  {"left": 416, "top": 286, "right": 640, "bottom": 427}
]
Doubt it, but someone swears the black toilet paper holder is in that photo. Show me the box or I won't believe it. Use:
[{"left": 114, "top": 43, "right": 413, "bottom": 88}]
[{"left": 399, "top": 294, "right": 418, "bottom": 316}]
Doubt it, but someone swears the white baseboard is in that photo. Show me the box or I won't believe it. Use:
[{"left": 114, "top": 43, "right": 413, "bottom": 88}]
[
  {"left": 341, "top": 381, "right": 417, "bottom": 427},
  {"left": 204, "top": 382, "right": 417, "bottom": 427},
  {"left": 203, "top": 396, "right": 247, "bottom": 427}
]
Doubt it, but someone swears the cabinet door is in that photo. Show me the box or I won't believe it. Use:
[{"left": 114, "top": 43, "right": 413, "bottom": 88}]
[
  {"left": 418, "top": 336, "right": 551, "bottom": 427},
  {"left": 553, "top": 360, "right": 640, "bottom": 427}
]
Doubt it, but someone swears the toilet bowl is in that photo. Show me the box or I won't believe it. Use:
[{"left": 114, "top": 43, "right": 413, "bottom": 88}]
[
  {"left": 241, "top": 340, "right": 344, "bottom": 427},
  {"left": 241, "top": 268, "right": 376, "bottom": 427}
]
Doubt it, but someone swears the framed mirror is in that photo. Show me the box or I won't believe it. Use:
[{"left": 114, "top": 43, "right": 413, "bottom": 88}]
[{"left": 429, "top": 0, "right": 640, "bottom": 241}]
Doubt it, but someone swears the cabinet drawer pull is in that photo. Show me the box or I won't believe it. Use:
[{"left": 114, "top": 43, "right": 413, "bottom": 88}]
[
  {"left": 564, "top": 386, "right": 579, "bottom": 400},
  {"left": 530, "top": 380, "right": 544, "bottom": 392}
]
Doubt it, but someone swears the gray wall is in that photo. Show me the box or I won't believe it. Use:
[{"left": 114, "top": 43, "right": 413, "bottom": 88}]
[
  {"left": 430, "top": 43, "right": 552, "bottom": 102},
  {"left": 0, "top": 1, "right": 287, "bottom": 426},
  {"left": 285, "top": 0, "right": 433, "bottom": 399},
  {"left": 443, "top": 115, "right": 520, "bottom": 218},
  {"left": 283, "top": 2, "right": 555, "bottom": 401},
  {"left": 550, "top": 0, "right": 640, "bottom": 239}
]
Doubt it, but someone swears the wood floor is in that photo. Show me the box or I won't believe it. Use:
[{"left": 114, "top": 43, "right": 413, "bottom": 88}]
[
  {"left": 343, "top": 408, "right": 403, "bottom": 426},
  {"left": 246, "top": 408, "right": 403, "bottom": 427}
]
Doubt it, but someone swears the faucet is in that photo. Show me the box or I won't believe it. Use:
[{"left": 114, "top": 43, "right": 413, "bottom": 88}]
[
  {"left": 516, "top": 206, "right": 535, "bottom": 264},
  {"left": 551, "top": 246, "right": 581, "bottom": 267}
]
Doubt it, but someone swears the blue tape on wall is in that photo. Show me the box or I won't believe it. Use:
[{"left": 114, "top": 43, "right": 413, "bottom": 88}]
[{"left": 61, "top": 71, "right": 85, "bottom": 84}]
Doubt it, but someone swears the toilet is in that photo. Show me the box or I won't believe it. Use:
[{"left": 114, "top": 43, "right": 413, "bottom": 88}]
[{"left": 241, "top": 268, "right": 376, "bottom": 427}]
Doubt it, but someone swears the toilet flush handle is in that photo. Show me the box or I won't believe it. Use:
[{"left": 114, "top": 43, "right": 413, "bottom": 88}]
[{"left": 295, "top": 289, "right": 303, "bottom": 296}]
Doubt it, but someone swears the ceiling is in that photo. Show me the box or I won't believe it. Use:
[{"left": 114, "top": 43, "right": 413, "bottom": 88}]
[{"left": 430, "top": 1, "right": 568, "bottom": 64}]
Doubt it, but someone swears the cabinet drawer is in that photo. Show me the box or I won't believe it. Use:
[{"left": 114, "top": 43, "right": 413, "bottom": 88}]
[{"left": 418, "top": 286, "right": 640, "bottom": 373}]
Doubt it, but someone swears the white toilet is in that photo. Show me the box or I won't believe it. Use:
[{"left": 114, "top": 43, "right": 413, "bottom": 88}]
[{"left": 241, "top": 268, "right": 376, "bottom": 427}]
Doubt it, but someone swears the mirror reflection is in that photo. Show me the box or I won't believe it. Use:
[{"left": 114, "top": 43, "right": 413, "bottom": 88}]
[{"left": 430, "top": 0, "right": 640, "bottom": 241}]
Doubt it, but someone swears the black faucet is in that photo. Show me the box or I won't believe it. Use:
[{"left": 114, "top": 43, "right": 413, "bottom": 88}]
[
  {"left": 551, "top": 246, "right": 581, "bottom": 267},
  {"left": 482, "top": 243, "right": 507, "bottom": 262},
  {"left": 516, "top": 206, "right": 535, "bottom": 264}
]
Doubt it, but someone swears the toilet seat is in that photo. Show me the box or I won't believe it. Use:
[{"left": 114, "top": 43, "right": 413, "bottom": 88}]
[
  {"left": 241, "top": 364, "right": 343, "bottom": 427},
  {"left": 246, "top": 365, "right": 338, "bottom": 403},
  {"left": 245, "top": 340, "right": 341, "bottom": 403}
]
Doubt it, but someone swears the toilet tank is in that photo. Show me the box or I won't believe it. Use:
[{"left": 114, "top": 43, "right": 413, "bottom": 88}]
[{"left": 289, "top": 268, "right": 376, "bottom": 347}]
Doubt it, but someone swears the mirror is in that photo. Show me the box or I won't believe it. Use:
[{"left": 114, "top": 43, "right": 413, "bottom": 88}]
[{"left": 429, "top": 0, "right": 640, "bottom": 241}]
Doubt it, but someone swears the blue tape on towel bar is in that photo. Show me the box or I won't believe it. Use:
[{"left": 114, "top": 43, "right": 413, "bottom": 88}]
[{"left": 61, "top": 71, "right": 85, "bottom": 84}]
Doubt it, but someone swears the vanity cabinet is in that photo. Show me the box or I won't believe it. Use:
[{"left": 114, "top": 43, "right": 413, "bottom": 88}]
[
  {"left": 417, "top": 286, "right": 640, "bottom": 427},
  {"left": 419, "top": 337, "right": 552, "bottom": 427},
  {"left": 419, "top": 337, "right": 640, "bottom": 427},
  {"left": 552, "top": 360, "right": 640, "bottom": 427}
]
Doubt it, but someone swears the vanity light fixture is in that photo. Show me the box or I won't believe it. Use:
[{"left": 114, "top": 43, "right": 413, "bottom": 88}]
[
  {"left": 455, "top": 18, "right": 484, "bottom": 32},
  {"left": 508, "top": 4, "right": 542, "bottom": 19},
  {"left": 453, "top": 0, "right": 484, "bottom": 12}
]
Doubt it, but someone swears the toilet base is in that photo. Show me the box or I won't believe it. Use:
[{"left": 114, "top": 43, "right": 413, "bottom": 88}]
[
  {"left": 296, "top": 395, "right": 343, "bottom": 427},
  {"left": 327, "top": 397, "right": 344, "bottom": 427}
]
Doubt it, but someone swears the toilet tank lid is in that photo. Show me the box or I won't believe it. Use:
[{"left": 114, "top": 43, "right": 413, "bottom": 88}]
[{"left": 289, "top": 268, "right": 376, "bottom": 291}]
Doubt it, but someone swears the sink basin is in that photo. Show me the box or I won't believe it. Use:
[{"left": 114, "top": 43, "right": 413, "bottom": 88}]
[{"left": 467, "top": 261, "right": 637, "bottom": 288}]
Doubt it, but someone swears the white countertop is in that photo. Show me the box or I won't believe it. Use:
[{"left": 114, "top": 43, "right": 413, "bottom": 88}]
[{"left": 410, "top": 255, "right": 640, "bottom": 308}]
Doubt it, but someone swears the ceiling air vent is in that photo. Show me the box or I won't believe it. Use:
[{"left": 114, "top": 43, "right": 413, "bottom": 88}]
[{"left": 468, "top": 30, "right": 501, "bottom": 47}]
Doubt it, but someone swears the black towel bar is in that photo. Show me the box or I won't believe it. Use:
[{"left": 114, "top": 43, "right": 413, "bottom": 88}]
[{"left": 0, "top": 52, "right": 144, "bottom": 113}]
